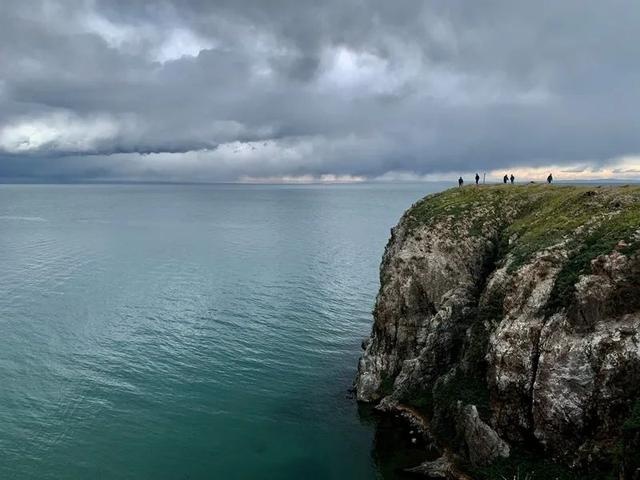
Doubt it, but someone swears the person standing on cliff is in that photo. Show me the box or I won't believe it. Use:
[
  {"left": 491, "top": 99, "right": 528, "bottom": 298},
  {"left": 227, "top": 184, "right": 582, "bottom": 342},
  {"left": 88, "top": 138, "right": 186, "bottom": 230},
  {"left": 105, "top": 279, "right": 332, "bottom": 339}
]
[
  {"left": 475, "top": 173, "right": 480, "bottom": 185},
  {"left": 503, "top": 174, "right": 508, "bottom": 184},
  {"left": 458, "top": 176, "right": 464, "bottom": 187},
  {"left": 510, "top": 174, "right": 515, "bottom": 184},
  {"left": 547, "top": 173, "right": 553, "bottom": 184}
]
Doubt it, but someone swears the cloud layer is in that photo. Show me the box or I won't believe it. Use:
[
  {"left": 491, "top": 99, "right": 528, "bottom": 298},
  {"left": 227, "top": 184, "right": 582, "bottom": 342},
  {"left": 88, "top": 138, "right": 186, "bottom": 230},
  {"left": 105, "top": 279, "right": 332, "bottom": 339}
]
[{"left": 1, "top": 0, "right": 639, "bottom": 182}]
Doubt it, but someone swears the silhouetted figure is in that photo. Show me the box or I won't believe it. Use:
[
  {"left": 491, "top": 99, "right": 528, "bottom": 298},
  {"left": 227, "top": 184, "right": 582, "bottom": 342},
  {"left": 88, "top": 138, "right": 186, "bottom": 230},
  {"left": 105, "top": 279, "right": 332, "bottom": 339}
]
[
  {"left": 503, "top": 174, "right": 508, "bottom": 184},
  {"left": 510, "top": 174, "right": 515, "bottom": 184},
  {"left": 547, "top": 173, "right": 553, "bottom": 184},
  {"left": 458, "top": 176, "right": 464, "bottom": 187},
  {"left": 475, "top": 173, "right": 480, "bottom": 185}
]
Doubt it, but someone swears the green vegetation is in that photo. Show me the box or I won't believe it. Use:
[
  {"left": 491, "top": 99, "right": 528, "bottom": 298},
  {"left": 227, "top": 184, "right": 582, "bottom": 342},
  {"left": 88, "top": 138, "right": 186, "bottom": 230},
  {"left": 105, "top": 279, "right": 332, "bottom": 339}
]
[
  {"left": 623, "top": 400, "right": 640, "bottom": 431},
  {"left": 379, "top": 372, "right": 396, "bottom": 397},
  {"left": 505, "top": 187, "right": 612, "bottom": 270},
  {"left": 407, "top": 184, "right": 516, "bottom": 229},
  {"left": 622, "top": 400, "right": 640, "bottom": 480},
  {"left": 546, "top": 206, "right": 640, "bottom": 312},
  {"left": 408, "top": 185, "right": 640, "bottom": 252},
  {"left": 477, "top": 288, "right": 506, "bottom": 326},
  {"left": 407, "top": 184, "right": 640, "bottom": 312},
  {"left": 433, "top": 368, "right": 490, "bottom": 416}
]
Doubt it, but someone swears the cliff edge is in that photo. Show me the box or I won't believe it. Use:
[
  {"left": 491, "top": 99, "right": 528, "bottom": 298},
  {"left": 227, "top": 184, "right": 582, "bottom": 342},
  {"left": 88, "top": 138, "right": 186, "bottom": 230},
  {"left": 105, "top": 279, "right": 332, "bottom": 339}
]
[{"left": 356, "top": 184, "right": 640, "bottom": 479}]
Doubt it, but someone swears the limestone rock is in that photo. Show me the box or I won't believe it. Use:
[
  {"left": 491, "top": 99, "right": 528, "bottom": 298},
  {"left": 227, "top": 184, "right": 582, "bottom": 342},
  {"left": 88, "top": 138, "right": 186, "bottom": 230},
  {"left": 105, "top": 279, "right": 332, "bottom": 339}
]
[
  {"left": 356, "top": 185, "right": 640, "bottom": 478},
  {"left": 457, "top": 403, "right": 510, "bottom": 466}
]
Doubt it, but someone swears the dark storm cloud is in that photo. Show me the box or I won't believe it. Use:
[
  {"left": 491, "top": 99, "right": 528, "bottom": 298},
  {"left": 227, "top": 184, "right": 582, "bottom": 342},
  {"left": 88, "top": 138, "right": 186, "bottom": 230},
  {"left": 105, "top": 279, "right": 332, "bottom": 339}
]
[{"left": 1, "top": 0, "right": 639, "bottom": 181}]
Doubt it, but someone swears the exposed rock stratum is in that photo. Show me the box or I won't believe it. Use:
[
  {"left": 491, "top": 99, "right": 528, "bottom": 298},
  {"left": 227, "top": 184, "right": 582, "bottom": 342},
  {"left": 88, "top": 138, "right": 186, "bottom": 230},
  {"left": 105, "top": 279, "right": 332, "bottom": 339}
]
[{"left": 356, "top": 185, "right": 640, "bottom": 479}]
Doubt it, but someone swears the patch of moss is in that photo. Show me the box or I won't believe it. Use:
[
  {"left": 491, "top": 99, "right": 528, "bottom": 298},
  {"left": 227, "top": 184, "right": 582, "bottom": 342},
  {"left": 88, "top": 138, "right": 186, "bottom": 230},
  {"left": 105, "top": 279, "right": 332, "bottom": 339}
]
[
  {"left": 477, "top": 289, "right": 506, "bottom": 326},
  {"left": 546, "top": 206, "right": 640, "bottom": 313},
  {"left": 433, "top": 368, "right": 491, "bottom": 419},
  {"left": 623, "top": 400, "right": 640, "bottom": 431},
  {"left": 379, "top": 372, "right": 396, "bottom": 397},
  {"left": 469, "top": 216, "right": 486, "bottom": 237}
]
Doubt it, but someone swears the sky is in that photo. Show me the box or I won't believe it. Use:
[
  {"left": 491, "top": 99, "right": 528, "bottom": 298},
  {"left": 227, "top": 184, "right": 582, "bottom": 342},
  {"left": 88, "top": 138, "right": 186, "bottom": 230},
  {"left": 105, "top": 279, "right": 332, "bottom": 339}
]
[{"left": 1, "top": 0, "right": 640, "bottom": 183}]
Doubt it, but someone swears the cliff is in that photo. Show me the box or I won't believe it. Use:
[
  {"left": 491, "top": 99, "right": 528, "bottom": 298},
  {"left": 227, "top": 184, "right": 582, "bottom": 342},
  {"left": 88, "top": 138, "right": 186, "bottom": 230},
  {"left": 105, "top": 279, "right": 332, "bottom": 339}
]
[{"left": 356, "top": 184, "right": 640, "bottom": 479}]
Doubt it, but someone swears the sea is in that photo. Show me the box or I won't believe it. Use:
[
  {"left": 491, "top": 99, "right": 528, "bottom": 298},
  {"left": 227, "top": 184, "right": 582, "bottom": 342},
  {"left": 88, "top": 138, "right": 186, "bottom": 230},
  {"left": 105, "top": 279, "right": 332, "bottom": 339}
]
[{"left": 0, "top": 183, "right": 447, "bottom": 479}]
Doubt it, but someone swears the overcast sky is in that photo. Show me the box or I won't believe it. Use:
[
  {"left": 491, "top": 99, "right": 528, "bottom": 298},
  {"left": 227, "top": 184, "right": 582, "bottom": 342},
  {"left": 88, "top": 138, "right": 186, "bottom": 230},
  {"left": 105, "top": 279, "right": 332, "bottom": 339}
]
[{"left": 1, "top": 0, "right": 640, "bottom": 182}]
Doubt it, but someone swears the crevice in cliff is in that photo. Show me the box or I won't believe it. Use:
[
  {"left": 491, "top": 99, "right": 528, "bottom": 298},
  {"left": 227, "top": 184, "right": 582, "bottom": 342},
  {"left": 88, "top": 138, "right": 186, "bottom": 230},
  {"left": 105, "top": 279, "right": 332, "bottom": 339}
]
[
  {"left": 461, "top": 227, "right": 510, "bottom": 420},
  {"left": 527, "top": 322, "right": 544, "bottom": 440},
  {"left": 422, "top": 226, "right": 510, "bottom": 450}
]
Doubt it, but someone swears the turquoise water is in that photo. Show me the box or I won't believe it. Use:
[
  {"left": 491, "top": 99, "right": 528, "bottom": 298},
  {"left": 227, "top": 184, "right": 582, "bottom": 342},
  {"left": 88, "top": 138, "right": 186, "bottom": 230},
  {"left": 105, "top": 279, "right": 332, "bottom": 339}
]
[{"left": 0, "top": 183, "right": 445, "bottom": 480}]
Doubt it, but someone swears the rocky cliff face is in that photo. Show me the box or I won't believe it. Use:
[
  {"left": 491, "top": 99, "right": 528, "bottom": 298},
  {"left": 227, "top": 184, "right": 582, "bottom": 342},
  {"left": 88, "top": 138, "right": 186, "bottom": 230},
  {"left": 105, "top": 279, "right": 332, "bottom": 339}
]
[{"left": 356, "top": 185, "right": 640, "bottom": 479}]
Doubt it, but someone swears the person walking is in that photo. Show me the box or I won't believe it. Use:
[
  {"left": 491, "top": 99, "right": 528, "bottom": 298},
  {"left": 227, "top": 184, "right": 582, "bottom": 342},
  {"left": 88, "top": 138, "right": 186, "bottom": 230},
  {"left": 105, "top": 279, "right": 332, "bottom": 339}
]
[
  {"left": 475, "top": 173, "right": 480, "bottom": 185},
  {"left": 458, "top": 176, "right": 464, "bottom": 187},
  {"left": 547, "top": 173, "right": 553, "bottom": 184},
  {"left": 510, "top": 174, "right": 515, "bottom": 184}
]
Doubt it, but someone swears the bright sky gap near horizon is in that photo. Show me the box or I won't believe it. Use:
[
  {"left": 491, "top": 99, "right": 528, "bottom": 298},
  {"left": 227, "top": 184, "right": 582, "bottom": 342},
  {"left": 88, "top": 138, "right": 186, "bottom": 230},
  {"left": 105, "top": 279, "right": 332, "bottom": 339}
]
[{"left": 1, "top": 1, "right": 640, "bottom": 183}]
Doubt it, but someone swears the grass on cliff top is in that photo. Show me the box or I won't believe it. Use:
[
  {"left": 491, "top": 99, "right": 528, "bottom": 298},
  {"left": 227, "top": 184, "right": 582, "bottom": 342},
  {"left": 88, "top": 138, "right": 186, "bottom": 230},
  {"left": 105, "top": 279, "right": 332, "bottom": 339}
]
[
  {"left": 407, "top": 183, "right": 522, "bottom": 225},
  {"left": 407, "top": 184, "right": 640, "bottom": 270},
  {"left": 545, "top": 205, "right": 640, "bottom": 312},
  {"left": 505, "top": 185, "right": 640, "bottom": 269}
]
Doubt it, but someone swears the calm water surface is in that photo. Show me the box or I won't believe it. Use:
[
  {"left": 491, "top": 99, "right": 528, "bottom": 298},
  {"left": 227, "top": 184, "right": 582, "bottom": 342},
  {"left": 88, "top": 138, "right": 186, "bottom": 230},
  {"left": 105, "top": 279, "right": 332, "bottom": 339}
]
[{"left": 0, "top": 183, "right": 446, "bottom": 479}]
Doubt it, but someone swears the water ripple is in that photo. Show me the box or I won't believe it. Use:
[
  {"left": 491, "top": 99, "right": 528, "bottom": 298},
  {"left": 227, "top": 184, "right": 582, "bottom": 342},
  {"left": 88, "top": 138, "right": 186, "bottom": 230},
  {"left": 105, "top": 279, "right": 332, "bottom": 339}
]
[{"left": 0, "top": 183, "right": 443, "bottom": 480}]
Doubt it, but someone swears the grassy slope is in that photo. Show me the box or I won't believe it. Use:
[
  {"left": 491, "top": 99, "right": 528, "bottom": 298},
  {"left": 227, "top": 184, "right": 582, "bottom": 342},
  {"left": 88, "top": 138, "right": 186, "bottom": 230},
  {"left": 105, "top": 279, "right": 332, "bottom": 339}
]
[{"left": 407, "top": 183, "right": 640, "bottom": 279}]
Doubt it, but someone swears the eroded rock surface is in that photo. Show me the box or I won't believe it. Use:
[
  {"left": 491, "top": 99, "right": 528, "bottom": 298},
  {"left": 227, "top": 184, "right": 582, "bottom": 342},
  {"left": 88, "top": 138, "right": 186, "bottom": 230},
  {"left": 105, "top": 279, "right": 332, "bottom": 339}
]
[{"left": 356, "top": 185, "right": 640, "bottom": 478}]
